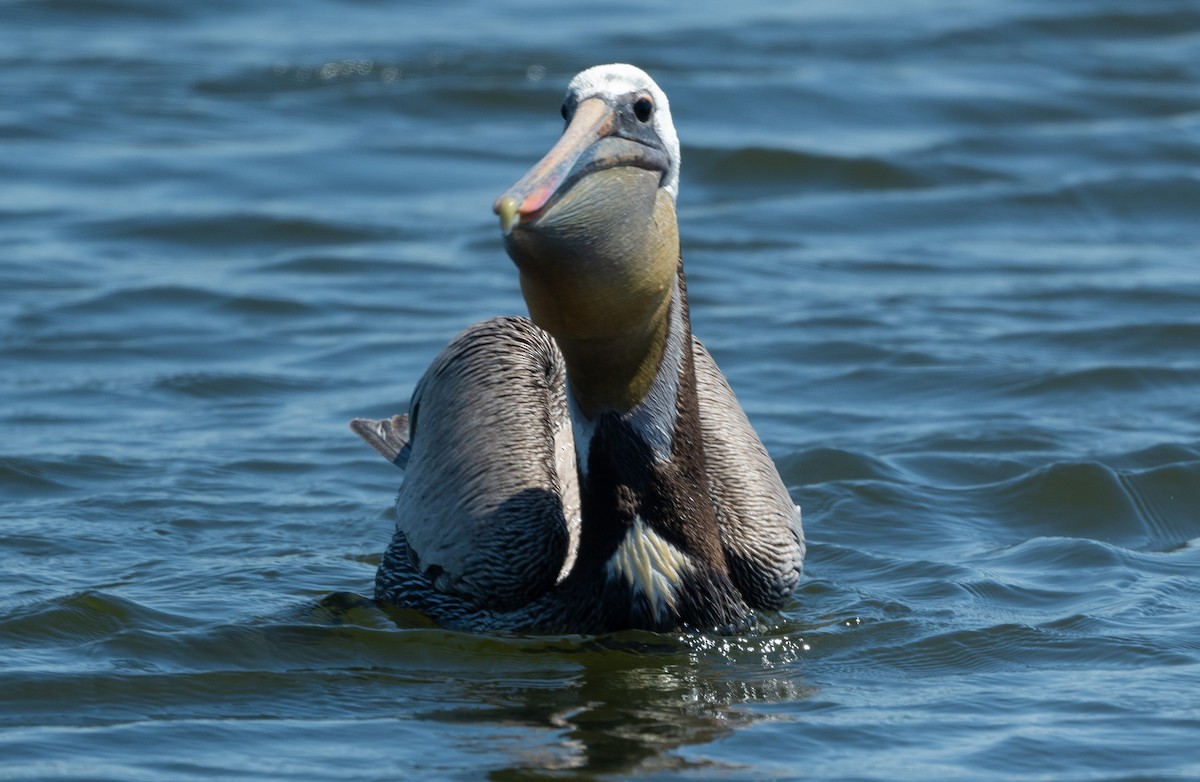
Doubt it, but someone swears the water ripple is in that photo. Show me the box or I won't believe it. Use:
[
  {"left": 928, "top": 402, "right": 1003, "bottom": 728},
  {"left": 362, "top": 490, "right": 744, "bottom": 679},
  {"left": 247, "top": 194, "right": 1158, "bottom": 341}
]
[{"left": 4, "top": 0, "right": 1200, "bottom": 778}]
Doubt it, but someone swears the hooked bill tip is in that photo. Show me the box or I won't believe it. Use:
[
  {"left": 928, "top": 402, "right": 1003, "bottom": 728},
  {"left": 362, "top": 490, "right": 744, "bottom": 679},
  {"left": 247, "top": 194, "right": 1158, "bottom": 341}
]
[{"left": 495, "top": 195, "right": 519, "bottom": 234}]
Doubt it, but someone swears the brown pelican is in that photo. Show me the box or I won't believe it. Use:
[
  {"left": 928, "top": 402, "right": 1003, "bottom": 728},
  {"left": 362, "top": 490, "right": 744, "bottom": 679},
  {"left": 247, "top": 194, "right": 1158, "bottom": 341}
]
[{"left": 352, "top": 64, "right": 803, "bottom": 633}]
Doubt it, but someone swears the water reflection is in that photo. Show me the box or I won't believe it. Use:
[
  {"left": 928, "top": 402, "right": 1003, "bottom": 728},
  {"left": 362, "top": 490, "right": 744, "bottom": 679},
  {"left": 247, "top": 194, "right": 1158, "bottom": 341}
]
[{"left": 407, "top": 630, "right": 815, "bottom": 777}]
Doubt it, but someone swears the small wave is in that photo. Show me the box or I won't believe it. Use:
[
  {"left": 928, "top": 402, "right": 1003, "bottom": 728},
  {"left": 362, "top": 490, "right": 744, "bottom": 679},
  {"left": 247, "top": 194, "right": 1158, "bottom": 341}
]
[
  {"left": 980, "top": 459, "right": 1200, "bottom": 551},
  {"left": 1007, "top": 365, "right": 1200, "bottom": 400},
  {"left": 17, "top": 284, "right": 225, "bottom": 322},
  {"left": 153, "top": 371, "right": 320, "bottom": 399},
  {"left": 0, "top": 454, "right": 146, "bottom": 496},
  {"left": 1002, "top": 173, "right": 1200, "bottom": 227},
  {"left": 255, "top": 255, "right": 405, "bottom": 277},
  {"left": 778, "top": 338, "right": 928, "bottom": 367},
  {"left": 76, "top": 212, "right": 393, "bottom": 248},
  {"left": 857, "top": 619, "right": 1193, "bottom": 676},
  {"left": 0, "top": 457, "right": 72, "bottom": 494},
  {"left": 925, "top": 5, "right": 1200, "bottom": 57},
  {"left": 7, "top": 283, "right": 325, "bottom": 357},
  {"left": 1020, "top": 7, "right": 1200, "bottom": 41},
  {"left": 0, "top": 591, "right": 199, "bottom": 648},
  {"left": 1110, "top": 443, "right": 1200, "bottom": 471},
  {"left": 217, "top": 294, "right": 321, "bottom": 319},
  {"left": 688, "top": 145, "right": 1001, "bottom": 198},
  {"left": 13, "top": 0, "right": 201, "bottom": 22},
  {"left": 690, "top": 146, "right": 926, "bottom": 192},
  {"left": 996, "top": 322, "right": 1200, "bottom": 362},
  {"left": 1116, "top": 463, "right": 1200, "bottom": 552},
  {"left": 778, "top": 447, "right": 903, "bottom": 486}
]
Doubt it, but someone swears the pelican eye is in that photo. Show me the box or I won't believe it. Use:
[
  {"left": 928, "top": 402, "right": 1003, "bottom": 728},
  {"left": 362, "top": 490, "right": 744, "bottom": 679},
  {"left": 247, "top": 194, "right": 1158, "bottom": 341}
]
[
  {"left": 633, "top": 96, "right": 653, "bottom": 122},
  {"left": 561, "top": 101, "right": 570, "bottom": 121}
]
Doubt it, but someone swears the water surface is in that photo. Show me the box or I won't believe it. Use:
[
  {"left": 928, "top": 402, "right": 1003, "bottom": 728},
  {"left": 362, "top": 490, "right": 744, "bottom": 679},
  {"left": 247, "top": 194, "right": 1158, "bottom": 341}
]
[{"left": 2, "top": 1, "right": 1199, "bottom": 779}]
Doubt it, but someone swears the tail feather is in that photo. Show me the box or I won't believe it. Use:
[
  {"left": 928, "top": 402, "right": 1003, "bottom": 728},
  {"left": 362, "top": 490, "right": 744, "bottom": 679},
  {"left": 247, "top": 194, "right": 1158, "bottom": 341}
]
[{"left": 350, "top": 414, "right": 411, "bottom": 468}]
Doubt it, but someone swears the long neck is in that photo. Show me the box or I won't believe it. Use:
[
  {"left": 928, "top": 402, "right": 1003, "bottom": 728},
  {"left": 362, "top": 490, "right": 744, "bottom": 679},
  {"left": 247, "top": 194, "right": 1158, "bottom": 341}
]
[
  {"left": 517, "top": 188, "right": 681, "bottom": 419},
  {"left": 555, "top": 293, "right": 673, "bottom": 418},
  {"left": 567, "top": 266, "right": 729, "bottom": 575},
  {"left": 568, "top": 267, "right": 687, "bottom": 470}
]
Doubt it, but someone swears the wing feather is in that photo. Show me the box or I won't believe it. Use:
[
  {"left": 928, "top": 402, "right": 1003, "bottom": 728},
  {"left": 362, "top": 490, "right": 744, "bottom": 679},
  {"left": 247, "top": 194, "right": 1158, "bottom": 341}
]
[
  {"left": 372, "top": 317, "right": 580, "bottom": 611},
  {"left": 692, "top": 339, "right": 805, "bottom": 610}
]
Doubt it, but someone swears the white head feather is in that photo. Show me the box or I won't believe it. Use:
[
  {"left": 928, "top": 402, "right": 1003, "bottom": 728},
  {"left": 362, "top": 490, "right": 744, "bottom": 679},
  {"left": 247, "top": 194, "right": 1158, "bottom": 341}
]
[{"left": 565, "top": 64, "right": 681, "bottom": 201}]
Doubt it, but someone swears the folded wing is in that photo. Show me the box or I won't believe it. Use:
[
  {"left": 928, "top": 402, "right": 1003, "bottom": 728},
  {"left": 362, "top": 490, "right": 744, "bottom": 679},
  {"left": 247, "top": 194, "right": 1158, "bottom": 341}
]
[
  {"left": 692, "top": 339, "right": 805, "bottom": 611},
  {"left": 353, "top": 317, "right": 580, "bottom": 612}
]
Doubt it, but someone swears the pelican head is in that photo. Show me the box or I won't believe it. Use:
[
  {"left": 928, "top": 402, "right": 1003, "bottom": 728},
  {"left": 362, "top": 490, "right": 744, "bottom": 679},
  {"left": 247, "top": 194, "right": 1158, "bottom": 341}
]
[{"left": 493, "top": 64, "right": 683, "bottom": 416}]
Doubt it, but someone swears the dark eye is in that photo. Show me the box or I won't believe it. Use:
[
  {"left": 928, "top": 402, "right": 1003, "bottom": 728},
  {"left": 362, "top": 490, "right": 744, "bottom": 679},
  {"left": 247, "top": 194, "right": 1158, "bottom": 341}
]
[
  {"left": 561, "top": 101, "right": 570, "bottom": 120},
  {"left": 633, "top": 96, "right": 653, "bottom": 122}
]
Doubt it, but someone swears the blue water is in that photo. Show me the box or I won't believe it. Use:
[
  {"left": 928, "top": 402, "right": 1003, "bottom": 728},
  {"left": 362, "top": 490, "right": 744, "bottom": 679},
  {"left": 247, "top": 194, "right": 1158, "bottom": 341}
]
[{"left": 3, "top": 1, "right": 1199, "bottom": 779}]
